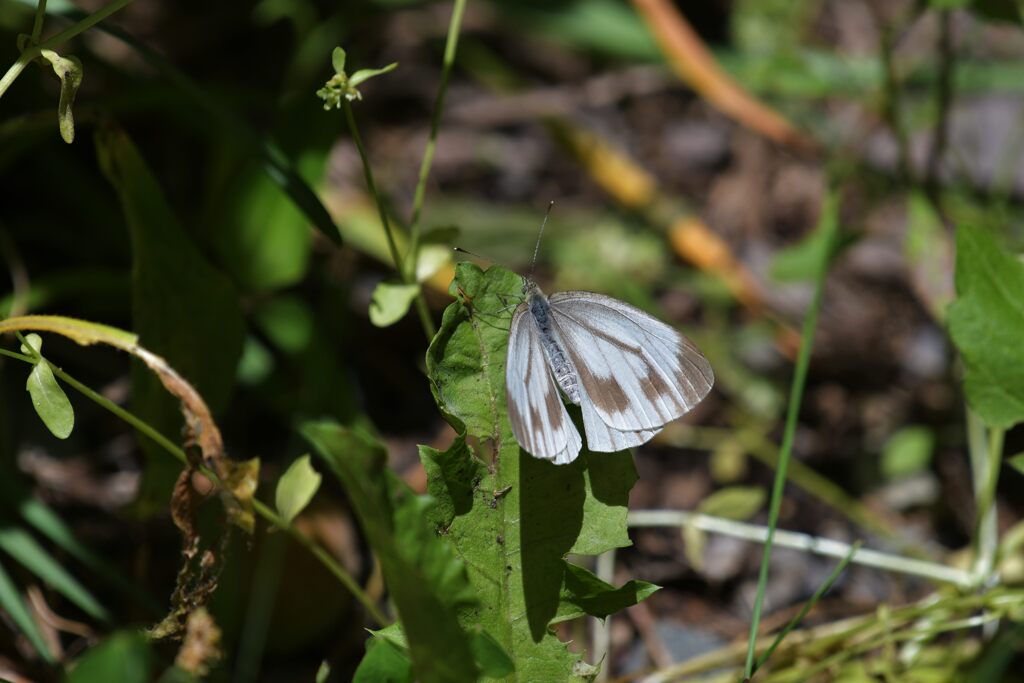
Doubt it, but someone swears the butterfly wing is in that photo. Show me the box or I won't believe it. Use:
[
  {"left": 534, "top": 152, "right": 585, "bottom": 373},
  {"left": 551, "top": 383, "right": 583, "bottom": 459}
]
[
  {"left": 505, "top": 303, "right": 583, "bottom": 464},
  {"left": 548, "top": 292, "right": 713, "bottom": 436}
]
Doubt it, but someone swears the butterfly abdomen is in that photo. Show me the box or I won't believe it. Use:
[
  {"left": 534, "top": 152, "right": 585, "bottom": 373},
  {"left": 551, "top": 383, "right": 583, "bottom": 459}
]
[{"left": 529, "top": 292, "right": 582, "bottom": 405}]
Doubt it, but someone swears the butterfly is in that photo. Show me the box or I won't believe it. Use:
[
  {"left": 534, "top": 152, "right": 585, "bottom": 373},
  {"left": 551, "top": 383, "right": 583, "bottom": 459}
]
[{"left": 505, "top": 279, "right": 714, "bottom": 465}]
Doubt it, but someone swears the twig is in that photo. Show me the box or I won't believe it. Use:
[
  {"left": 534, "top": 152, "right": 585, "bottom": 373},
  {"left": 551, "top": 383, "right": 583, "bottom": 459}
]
[{"left": 627, "top": 511, "right": 971, "bottom": 587}]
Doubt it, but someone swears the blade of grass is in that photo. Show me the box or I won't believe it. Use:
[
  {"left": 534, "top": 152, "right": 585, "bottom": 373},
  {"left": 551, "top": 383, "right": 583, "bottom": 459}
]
[
  {"left": 0, "top": 557, "right": 55, "bottom": 664},
  {"left": 742, "top": 192, "right": 839, "bottom": 679},
  {"left": 0, "top": 525, "right": 110, "bottom": 622},
  {"left": 752, "top": 541, "right": 861, "bottom": 674}
]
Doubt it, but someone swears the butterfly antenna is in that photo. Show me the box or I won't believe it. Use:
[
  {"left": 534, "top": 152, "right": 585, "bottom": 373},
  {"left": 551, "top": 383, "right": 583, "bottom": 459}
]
[
  {"left": 529, "top": 201, "right": 555, "bottom": 279},
  {"left": 453, "top": 246, "right": 493, "bottom": 263}
]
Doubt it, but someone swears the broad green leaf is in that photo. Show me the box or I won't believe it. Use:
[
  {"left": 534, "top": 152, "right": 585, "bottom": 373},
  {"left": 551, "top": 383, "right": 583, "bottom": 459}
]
[
  {"left": 303, "top": 421, "right": 479, "bottom": 683},
  {"left": 697, "top": 486, "right": 767, "bottom": 521},
  {"left": 552, "top": 561, "right": 659, "bottom": 624},
  {"left": 770, "top": 192, "right": 843, "bottom": 283},
  {"left": 880, "top": 426, "right": 935, "bottom": 480},
  {"left": 423, "top": 263, "right": 642, "bottom": 681},
  {"left": 947, "top": 225, "right": 1024, "bottom": 428},
  {"left": 0, "top": 558, "right": 54, "bottom": 663},
  {"left": 212, "top": 162, "right": 315, "bottom": 293},
  {"left": 353, "top": 636, "right": 414, "bottom": 683},
  {"left": 275, "top": 455, "right": 322, "bottom": 524},
  {"left": 1008, "top": 453, "right": 1024, "bottom": 476},
  {"left": 0, "top": 526, "right": 109, "bottom": 622},
  {"left": 39, "top": 49, "right": 82, "bottom": 143},
  {"left": 369, "top": 282, "right": 421, "bottom": 327},
  {"left": 67, "top": 631, "right": 151, "bottom": 683},
  {"left": 95, "top": 127, "right": 245, "bottom": 511},
  {"left": 20, "top": 334, "right": 74, "bottom": 439}
]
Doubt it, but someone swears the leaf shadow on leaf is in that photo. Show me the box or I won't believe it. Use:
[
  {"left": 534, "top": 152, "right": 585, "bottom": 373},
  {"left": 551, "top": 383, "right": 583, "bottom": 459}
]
[{"left": 519, "top": 450, "right": 586, "bottom": 642}]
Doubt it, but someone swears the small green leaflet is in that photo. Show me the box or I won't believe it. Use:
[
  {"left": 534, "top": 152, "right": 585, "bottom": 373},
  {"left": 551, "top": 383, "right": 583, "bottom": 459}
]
[
  {"left": 20, "top": 334, "right": 74, "bottom": 439},
  {"left": 275, "top": 455, "right": 322, "bottom": 525},
  {"left": 370, "top": 282, "right": 421, "bottom": 327}
]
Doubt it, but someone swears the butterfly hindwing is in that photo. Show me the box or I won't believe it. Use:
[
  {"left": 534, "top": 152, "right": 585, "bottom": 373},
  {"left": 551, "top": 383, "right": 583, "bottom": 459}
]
[
  {"left": 505, "top": 303, "right": 583, "bottom": 464},
  {"left": 548, "top": 292, "right": 714, "bottom": 434}
]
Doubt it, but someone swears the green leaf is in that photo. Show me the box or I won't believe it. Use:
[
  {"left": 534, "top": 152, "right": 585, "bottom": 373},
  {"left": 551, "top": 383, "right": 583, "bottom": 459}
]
[
  {"left": 275, "top": 455, "right": 322, "bottom": 525},
  {"left": 0, "top": 558, "right": 54, "bottom": 663},
  {"left": 369, "top": 282, "right": 421, "bottom": 327},
  {"left": 348, "top": 63, "right": 398, "bottom": 88},
  {"left": 212, "top": 162, "right": 315, "bottom": 293},
  {"left": 469, "top": 630, "right": 516, "bottom": 678},
  {"left": 95, "top": 126, "right": 245, "bottom": 512},
  {"left": 697, "top": 486, "right": 767, "bottom": 521},
  {"left": 303, "top": 422, "right": 480, "bottom": 683},
  {"left": 331, "top": 46, "right": 346, "bottom": 74},
  {"left": 880, "top": 426, "right": 935, "bottom": 480},
  {"left": 770, "top": 191, "right": 844, "bottom": 283},
  {"left": 254, "top": 296, "right": 314, "bottom": 354},
  {"left": 905, "top": 192, "right": 954, "bottom": 321},
  {"left": 354, "top": 636, "right": 414, "bottom": 683},
  {"left": 423, "top": 263, "right": 641, "bottom": 681},
  {"left": 947, "top": 225, "right": 1024, "bottom": 428},
  {"left": 67, "top": 631, "right": 151, "bottom": 683},
  {"left": 20, "top": 334, "right": 74, "bottom": 439},
  {"left": 1008, "top": 453, "right": 1024, "bottom": 476},
  {"left": 39, "top": 49, "right": 82, "bottom": 144},
  {"left": 0, "top": 526, "right": 109, "bottom": 622},
  {"left": 553, "top": 562, "right": 659, "bottom": 624}
]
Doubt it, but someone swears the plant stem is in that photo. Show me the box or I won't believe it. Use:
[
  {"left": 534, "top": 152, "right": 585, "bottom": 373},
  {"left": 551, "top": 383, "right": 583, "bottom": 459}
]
[
  {"left": 3, "top": 347, "right": 387, "bottom": 625},
  {"left": 342, "top": 101, "right": 436, "bottom": 340},
  {"left": 406, "top": 0, "right": 468, "bottom": 271},
  {"left": 969, "top": 408, "right": 1002, "bottom": 585},
  {"left": 0, "top": 0, "right": 136, "bottom": 98},
  {"left": 742, "top": 199, "right": 837, "bottom": 678},
  {"left": 628, "top": 511, "right": 970, "bottom": 587},
  {"left": 31, "top": 0, "right": 48, "bottom": 43}
]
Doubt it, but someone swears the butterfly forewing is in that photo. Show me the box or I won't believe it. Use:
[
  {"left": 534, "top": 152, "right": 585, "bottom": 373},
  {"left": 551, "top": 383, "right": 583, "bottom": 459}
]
[
  {"left": 547, "top": 292, "right": 714, "bottom": 433},
  {"left": 506, "top": 303, "right": 583, "bottom": 464}
]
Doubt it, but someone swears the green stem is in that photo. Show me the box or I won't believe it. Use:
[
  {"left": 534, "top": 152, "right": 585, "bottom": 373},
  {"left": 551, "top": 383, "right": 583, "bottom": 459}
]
[
  {"left": 969, "top": 408, "right": 1003, "bottom": 584},
  {"left": 342, "top": 100, "right": 436, "bottom": 340},
  {"left": 742, "top": 206, "right": 837, "bottom": 678},
  {"left": 4, "top": 345, "right": 387, "bottom": 625},
  {"left": 406, "top": 0, "right": 468, "bottom": 271},
  {"left": 31, "top": 0, "right": 48, "bottom": 43},
  {"left": 0, "top": 0, "right": 136, "bottom": 98}
]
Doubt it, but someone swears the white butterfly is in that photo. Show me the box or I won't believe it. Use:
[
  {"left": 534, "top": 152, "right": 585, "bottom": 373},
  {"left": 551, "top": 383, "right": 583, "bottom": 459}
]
[{"left": 505, "top": 280, "right": 714, "bottom": 464}]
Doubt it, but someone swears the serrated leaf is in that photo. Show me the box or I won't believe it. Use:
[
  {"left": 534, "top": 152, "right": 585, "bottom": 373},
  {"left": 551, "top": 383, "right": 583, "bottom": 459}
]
[
  {"left": 276, "top": 455, "right": 322, "bottom": 524},
  {"left": 331, "top": 46, "right": 346, "bottom": 74},
  {"left": 39, "top": 49, "right": 82, "bottom": 144},
  {"left": 697, "top": 486, "right": 766, "bottom": 521},
  {"left": 354, "top": 636, "right": 414, "bottom": 683},
  {"left": 552, "top": 561, "right": 659, "bottom": 624},
  {"left": 423, "top": 263, "right": 641, "bottom": 681},
  {"left": 880, "top": 426, "right": 934, "bottom": 480},
  {"left": 366, "top": 622, "right": 514, "bottom": 679},
  {"left": 369, "top": 282, "right": 420, "bottom": 327},
  {"left": 21, "top": 334, "right": 74, "bottom": 439},
  {"left": 349, "top": 63, "right": 398, "bottom": 88},
  {"left": 947, "top": 225, "right": 1024, "bottom": 428},
  {"left": 67, "top": 631, "right": 151, "bottom": 683},
  {"left": 303, "top": 421, "right": 480, "bottom": 683}
]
